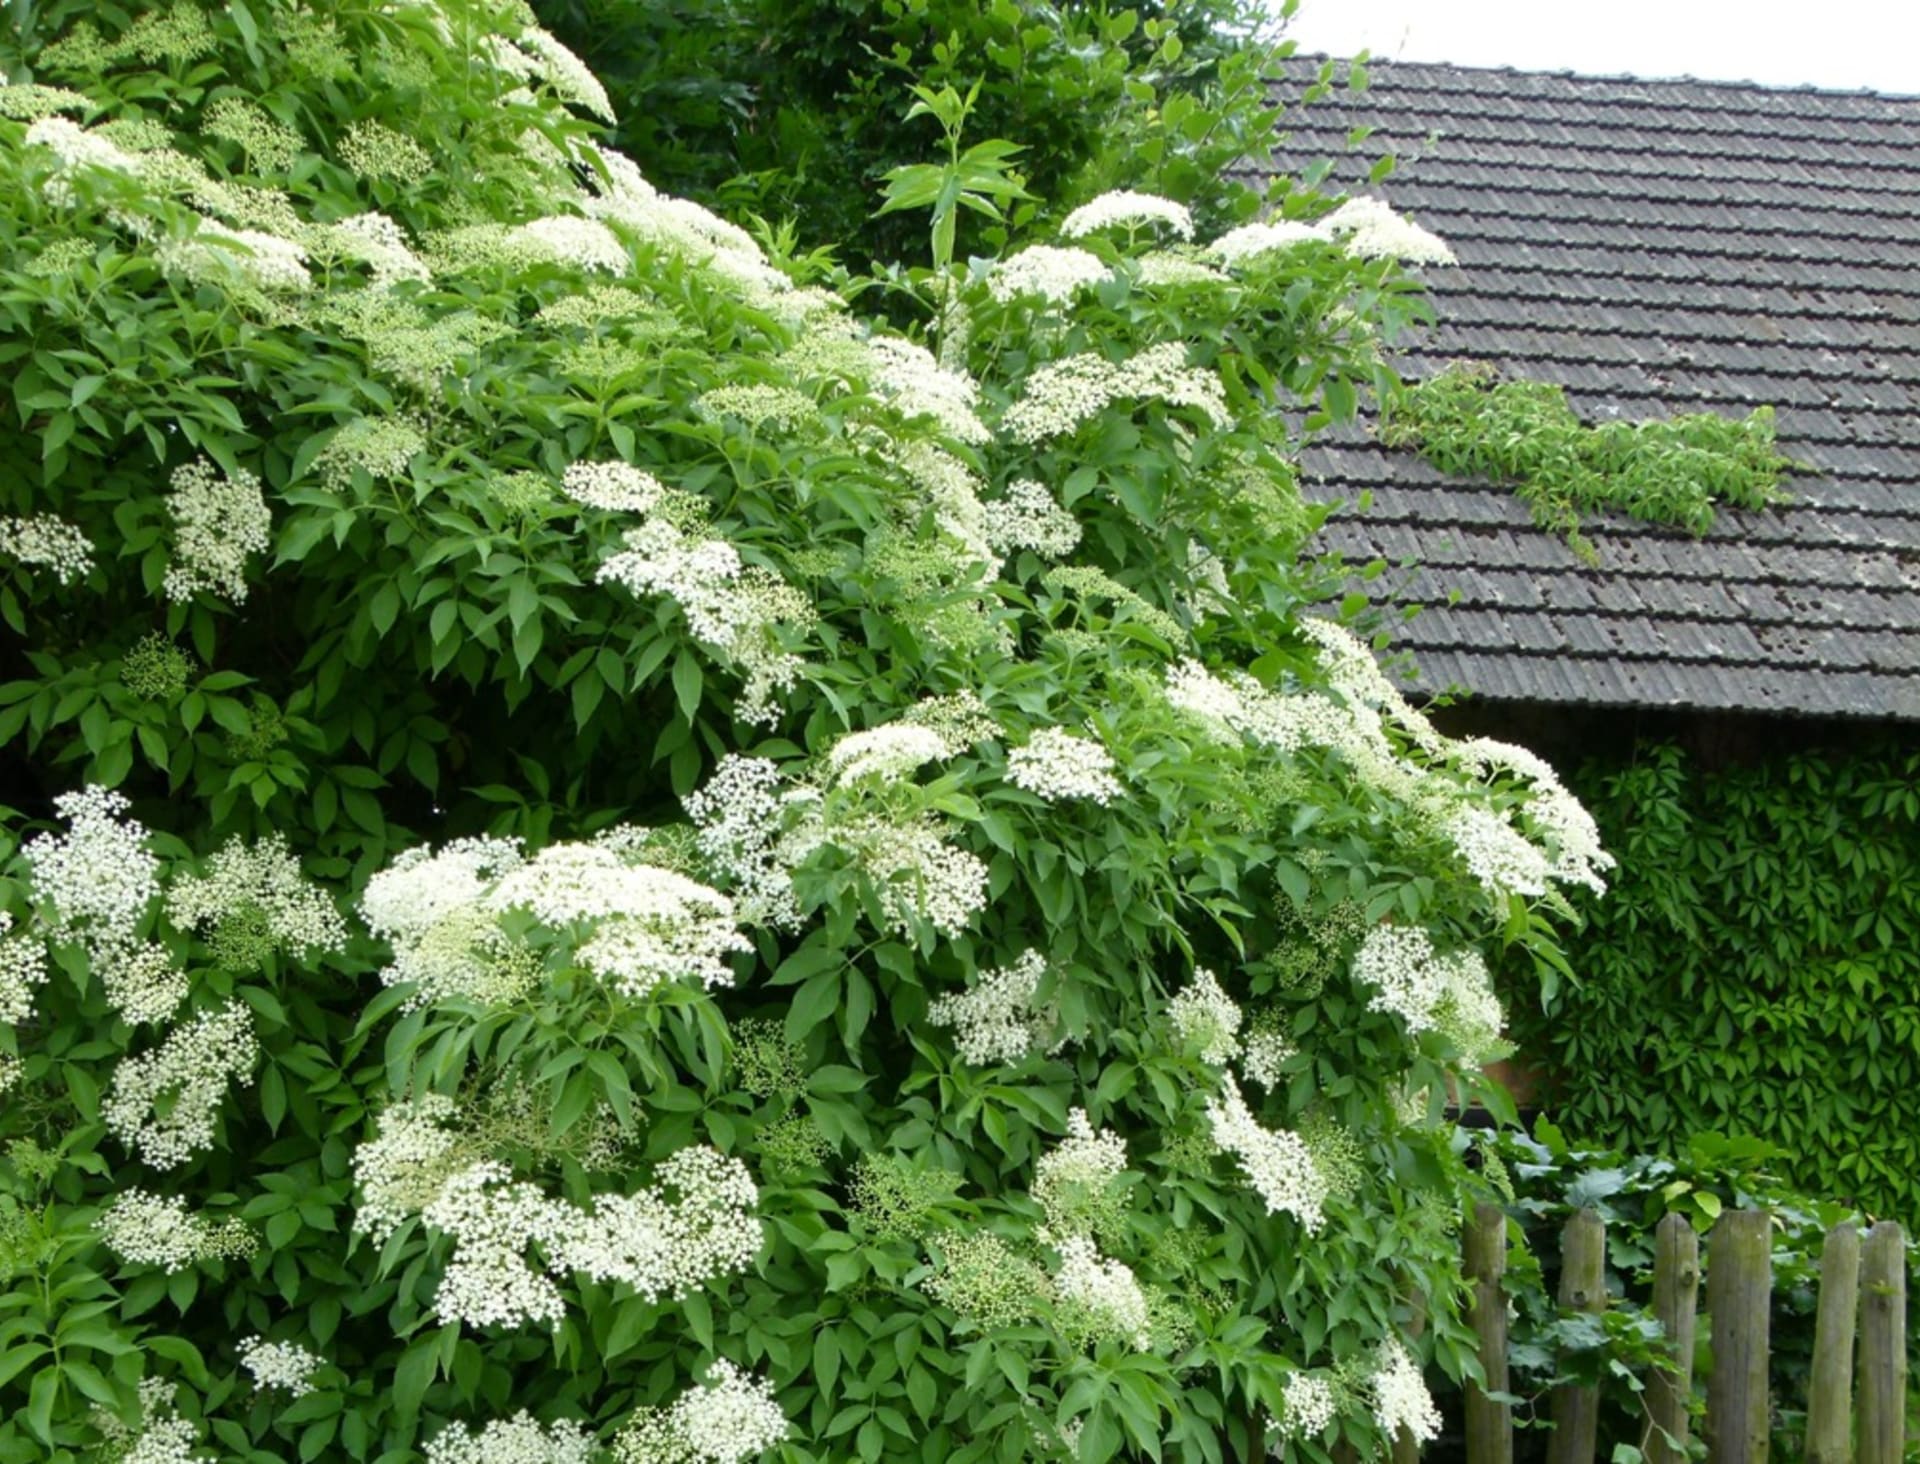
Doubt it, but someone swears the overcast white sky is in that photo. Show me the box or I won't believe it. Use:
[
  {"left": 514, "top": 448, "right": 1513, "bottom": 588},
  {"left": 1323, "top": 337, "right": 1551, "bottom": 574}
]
[{"left": 1284, "top": 0, "right": 1920, "bottom": 94}]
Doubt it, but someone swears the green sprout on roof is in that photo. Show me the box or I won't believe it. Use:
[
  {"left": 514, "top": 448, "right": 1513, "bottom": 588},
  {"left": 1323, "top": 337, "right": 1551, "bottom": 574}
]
[{"left": 1380, "top": 360, "right": 1797, "bottom": 564}]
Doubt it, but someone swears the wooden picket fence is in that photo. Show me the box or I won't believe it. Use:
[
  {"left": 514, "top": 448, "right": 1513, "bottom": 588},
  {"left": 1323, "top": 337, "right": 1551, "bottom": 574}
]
[{"left": 1438, "top": 1205, "right": 1909, "bottom": 1464}]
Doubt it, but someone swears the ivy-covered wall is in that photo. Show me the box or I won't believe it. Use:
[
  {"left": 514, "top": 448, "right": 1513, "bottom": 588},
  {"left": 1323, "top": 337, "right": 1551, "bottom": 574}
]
[{"left": 1502, "top": 734, "right": 1920, "bottom": 1222}]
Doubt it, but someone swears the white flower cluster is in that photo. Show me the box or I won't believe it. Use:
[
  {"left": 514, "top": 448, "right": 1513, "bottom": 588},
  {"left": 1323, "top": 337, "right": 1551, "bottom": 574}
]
[
  {"left": 611, "top": 1360, "right": 790, "bottom": 1464},
  {"left": 95, "top": 1189, "right": 254, "bottom": 1273},
  {"left": 161, "top": 458, "right": 273, "bottom": 603},
  {"left": 563, "top": 460, "right": 665, "bottom": 513},
  {"left": 1134, "top": 252, "right": 1229, "bottom": 288},
  {"left": 596, "top": 518, "right": 810, "bottom": 726},
  {"left": 1206, "top": 219, "right": 1320, "bottom": 266},
  {"left": 1052, "top": 1234, "right": 1153, "bottom": 1351},
  {"left": 0, "top": 1051, "right": 19, "bottom": 1096},
  {"left": 927, "top": 950, "right": 1063, "bottom": 1065},
  {"left": 165, "top": 832, "right": 348, "bottom": 960},
  {"left": 1444, "top": 805, "right": 1552, "bottom": 901},
  {"left": 0, "top": 514, "right": 94, "bottom": 583},
  {"left": 236, "top": 1335, "right": 322, "bottom": 1396},
  {"left": 1370, "top": 1337, "right": 1443, "bottom": 1444},
  {"left": 1205, "top": 1075, "right": 1326, "bottom": 1232},
  {"left": 508, "top": 215, "right": 631, "bottom": 274},
  {"left": 864, "top": 335, "right": 990, "bottom": 444},
  {"left": 1204, "top": 198, "right": 1454, "bottom": 268},
  {"left": 328, "top": 211, "right": 431, "bottom": 287},
  {"left": 825, "top": 723, "right": 950, "bottom": 788},
  {"left": 1319, "top": 196, "right": 1457, "bottom": 266},
  {"left": 1241, "top": 1025, "right": 1296, "bottom": 1091},
  {"left": 581, "top": 147, "right": 792, "bottom": 302},
  {"left": 1169, "top": 968, "right": 1242, "bottom": 1065},
  {"left": 835, "top": 815, "right": 988, "bottom": 937},
  {"left": 24, "top": 115, "right": 142, "bottom": 205},
  {"left": 112, "top": 1382, "right": 207, "bottom": 1464},
  {"left": 981, "top": 479, "right": 1081, "bottom": 558},
  {"left": 103, "top": 1002, "right": 258, "bottom": 1168},
  {"left": 1350, "top": 924, "right": 1492, "bottom": 1039},
  {"left": 412, "top": 1145, "right": 761, "bottom": 1331},
  {"left": 1275, "top": 1371, "right": 1338, "bottom": 1441},
  {"left": 683, "top": 755, "right": 807, "bottom": 930},
  {"left": 1002, "top": 342, "right": 1229, "bottom": 443},
  {"left": 155, "top": 218, "right": 313, "bottom": 293},
  {"left": 352, "top": 1093, "right": 471, "bottom": 1241},
  {"left": 362, "top": 834, "right": 750, "bottom": 1005},
  {"left": 22, "top": 787, "right": 186, "bottom": 1023},
  {"left": 1032, "top": 1107, "right": 1127, "bottom": 1237},
  {"left": 490, "top": 843, "right": 751, "bottom": 998},
  {"left": 1062, "top": 191, "right": 1194, "bottom": 240},
  {"left": 520, "top": 27, "right": 615, "bottom": 121},
  {"left": 1454, "top": 737, "right": 1615, "bottom": 895},
  {"left": 424, "top": 1412, "right": 596, "bottom": 1464},
  {"left": 886, "top": 436, "right": 1000, "bottom": 576},
  {"left": 0, "top": 912, "right": 49, "bottom": 1025},
  {"left": 988, "top": 245, "right": 1113, "bottom": 304},
  {"left": 1007, "top": 728, "right": 1123, "bottom": 805}
]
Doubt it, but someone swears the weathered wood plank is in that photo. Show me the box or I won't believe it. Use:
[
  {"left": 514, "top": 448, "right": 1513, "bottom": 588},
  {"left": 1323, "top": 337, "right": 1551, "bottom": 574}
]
[
  {"left": 1646, "top": 1212, "right": 1701, "bottom": 1464},
  {"left": 1464, "top": 1202, "right": 1512, "bottom": 1464},
  {"left": 1803, "top": 1221, "right": 1860, "bottom": 1464},
  {"left": 1547, "top": 1208, "right": 1606, "bottom": 1464},
  {"left": 1857, "top": 1221, "right": 1908, "bottom": 1464},
  {"left": 1705, "top": 1210, "right": 1771, "bottom": 1464}
]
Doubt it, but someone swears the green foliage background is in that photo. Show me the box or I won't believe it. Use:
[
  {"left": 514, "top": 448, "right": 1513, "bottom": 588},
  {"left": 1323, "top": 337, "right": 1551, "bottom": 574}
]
[
  {"left": 531, "top": 0, "right": 1325, "bottom": 267},
  {"left": 1505, "top": 740, "right": 1920, "bottom": 1224}
]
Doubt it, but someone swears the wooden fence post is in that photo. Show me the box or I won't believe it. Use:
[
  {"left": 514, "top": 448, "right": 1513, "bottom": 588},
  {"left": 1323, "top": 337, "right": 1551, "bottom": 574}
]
[
  {"left": 1803, "top": 1221, "right": 1860, "bottom": 1464},
  {"left": 1856, "top": 1221, "right": 1908, "bottom": 1464},
  {"left": 1547, "top": 1208, "right": 1607, "bottom": 1464},
  {"left": 1646, "top": 1212, "right": 1701, "bottom": 1464},
  {"left": 1464, "top": 1203, "right": 1512, "bottom": 1464},
  {"left": 1705, "top": 1209, "right": 1772, "bottom": 1464}
]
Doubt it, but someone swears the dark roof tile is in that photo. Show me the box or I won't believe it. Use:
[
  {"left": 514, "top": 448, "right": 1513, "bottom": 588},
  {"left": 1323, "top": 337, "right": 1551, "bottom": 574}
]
[{"left": 1268, "top": 58, "right": 1920, "bottom": 719}]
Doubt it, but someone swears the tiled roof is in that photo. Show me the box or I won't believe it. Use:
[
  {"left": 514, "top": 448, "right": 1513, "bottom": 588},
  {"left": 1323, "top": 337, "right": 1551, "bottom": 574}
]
[{"left": 1253, "top": 59, "right": 1920, "bottom": 718}]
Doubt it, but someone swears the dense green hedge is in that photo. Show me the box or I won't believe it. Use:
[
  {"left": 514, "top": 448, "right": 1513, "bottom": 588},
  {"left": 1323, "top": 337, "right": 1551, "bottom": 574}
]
[{"left": 1505, "top": 740, "right": 1920, "bottom": 1222}]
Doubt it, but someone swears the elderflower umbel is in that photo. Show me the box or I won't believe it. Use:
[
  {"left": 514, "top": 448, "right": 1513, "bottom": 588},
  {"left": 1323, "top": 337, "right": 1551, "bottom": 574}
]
[
  {"left": 1453, "top": 737, "right": 1614, "bottom": 894},
  {"left": 24, "top": 786, "right": 158, "bottom": 947},
  {"left": 1274, "top": 1371, "right": 1338, "bottom": 1441},
  {"left": 338, "top": 119, "right": 432, "bottom": 183},
  {"left": 1006, "top": 728, "right": 1123, "bottom": 805},
  {"left": 928, "top": 950, "right": 1064, "bottom": 1065},
  {"left": 1205, "top": 1075, "right": 1327, "bottom": 1232},
  {"left": 825, "top": 723, "right": 949, "bottom": 787},
  {"left": 161, "top": 458, "right": 272, "bottom": 602},
  {"left": 328, "top": 211, "right": 431, "bottom": 287},
  {"left": 103, "top": 1003, "right": 258, "bottom": 1168},
  {"left": 835, "top": 815, "right": 988, "bottom": 937},
  {"left": 165, "top": 832, "right": 348, "bottom": 966},
  {"left": 982, "top": 478, "right": 1081, "bottom": 557},
  {"left": 236, "top": 1336, "right": 322, "bottom": 1396},
  {"left": 1032, "top": 1108, "right": 1127, "bottom": 1238},
  {"left": 1134, "top": 251, "right": 1229, "bottom": 287},
  {"left": 95, "top": 1190, "right": 254, "bottom": 1273},
  {"left": 24, "top": 116, "right": 142, "bottom": 205},
  {"left": 988, "top": 245, "right": 1113, "bottom": 304},
  {"left": 0, "top": 913, "right": 49, "bottom": 1025},
  {"left": 520, "top": 27, "right": 615, "bottom": 121},
  {"left": 1445, "top": 804, "right": 1553, "bottom": 902},
  {"left": 1206, "top": 219, "right": 1320, "bottom": 266},
  {"left": 1169, "top": 968, "right": 1242, "bottom": 1065},
  {"left": 509, "top": 215, "right": 630, "bottom": 273},
  {"left": 424, "top": 1412, "right": 596, "bottom": 1464},
  {"left": 423, "top": 1162, "right": 572, "bottom": 1330},
  {"left": 1002, "top": 343, "right": 1229, "bottom": 443},
  {"left": 1062, "top": 190, "right": 1194, "bottom": 240},
  {"left": 1350, "top": 924, "right": 1456, "bottom": 1035},
  {"left": 1241, "top": 1023, "right": 1296, "bottom": 1091},
  {"left": 683, "top": 755, "right": 804, "bottom": 930},
  {"left": 352, "top": 1093, "right": 473, "bottom": 1242},
  {"left": 563, "top": 460, "right": 665, "bottom": 513},
  {"left": 155, "top": 218, "right": 312, "bottom": 293},
  {"left": 1370, "top": 1337, "right": 1443, "bottom": 1443},
  {"left": 1318, "top": 196, "right": 1457, "bottom": 266},
  {"left": 611, "top": 1360, "right": 790, "bottom": 1464},
  {"left": 863, "top": 335, "right": 989, "bottom": 444},
  {"left": 1052, "top": 1234, "right": 1153, "bottom": 1351},
  {"left": 0, "top": 514, "right": 93, "bottom": 583},
  {"left": 923, "top": 1231, "right": 1053, "bottom": 1328}
]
